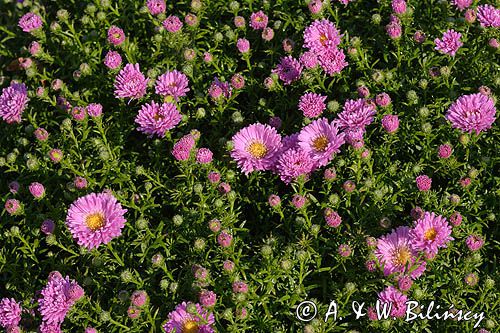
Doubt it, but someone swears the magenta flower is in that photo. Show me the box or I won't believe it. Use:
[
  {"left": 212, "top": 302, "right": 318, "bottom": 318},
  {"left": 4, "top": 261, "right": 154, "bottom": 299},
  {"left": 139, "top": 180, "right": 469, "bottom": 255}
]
[
  {"left": 199, "top": 290, "right": 217, "bottom": 307},
  {"left": 308, "top": 0, "right": 323, "bottom": 14},
  {"left": 114, "top": 63, "right": 149, "bottom": 99},
  {"left": 298, "top": 118, "right": 345, "bottom": 168},
  {"left": 272, "top": 56, "right": 303, "bottom": 85},
  {"left": 41, "top": 219, "right": 55, "bottom": 235},
  {"left": 250, "top": 11, "right": 268, "bottom": 30},
  {"left": 435, "top": 29, "right": 463, "bottom": 56},
  {"left": 275, "top": 148, "right": 315, "bottom": 184},
  {"left": 230, "top": 123, "right": 282, "bottom": 175},
  {"left": 299, "top": 92, "right": 327, "bottom": 118},
  {"left": 217, "top": 231, "right": 232, "bottom": 247},
  {"left": 236, "top": 38, "right": 250, "bottom": 53},
  {"left": 324, "top": 208, "right": 342, "bottom": 227},
  {"left": 375, "top": 226, "right": 426, "bottom": 279},
  {"left": 163, "top": 15, "right": 183, "bottom": 32},
  {"left": 38, "top": 271, "right": 84, "bottom": 325},
  {"left": 438, "top": 144, "right": 452, "bottom": 158},
  {"left": 208, "top": 77, "right": 232, "bottom": 100},
  {"left": 377, "top": 286, "right": 408, "bottom": 318},
  {"left": 337, "top": 98, "right": 376, "bottom": 130},
  {"left": 107, "top": 26, "right": 125, "bottom": 46},
  {"left": 130, "top": 291, "right": 148, "bottom": 307},
  {"left": 155, "top": 70, "right": 190, "bottom": 100},
  {"left": 386, "top": 22, "right": 402, "bottom": 39},
  {"left": 232, "top": 281, "right": 248, "bottom": 293},
  {"left": 268, "top": 194, "right": 281, "bottom": 207},
  {"left": 318, "top": 48, "right": 348, "bottom": 75},
  {"left": 300, "top": 51, "right": 319, "bottom": 69},
  {"left": 0, "top": 298, "right": 22, "bottom": 329},
  {"left": 381, "top": 114, "right": 400, "bottom": 133},
  {"left": 392, "top": 0, "right": 407, "bottom": 14},
  {"left": 0, "top": 82, "right": 29, "bottom": 124},
  {"left": 103, "top": 50, "right": 122, "bottom": 69},
  {"left": 135, "top": 101, "right": 181, "bottom": 138},
  {"left": 234, "top": 16, "right": 246, "bottom": 28},
  {"left": 376, "top": 93, "right": 391, "bottom": 107},
  {"left": 65, "top": 192, "right": 127, "bottom": 249},
  {"left": 39, "top": 322, "right": 62, "bottom": 333},
  {"left": 162, "top": 302, "right": 214, "bottom": 333},
  {"left": 18, "top": 12, "right": 43, "bottom": 32},
  {"left": 29, "top": 182, "right": 45, "bottom": 199},
  {"left": 338, "top": 244, "right": 352, "bottom": 257},
  {"left": 466, "top": 235, "right": 484, "bottom": 251},
  {"left": 231, "top": 73, "right": 245, "bottom": 89},
  {"left": 410, "top": 212, "right": 453, "bottom": 256},
  {"left": 445, "top": 93, "right": 497, "bottom": 134},
  {"left": 196, "top": 148, "right": 213, "bottom": 164},
  {"left": 291, "top": 194, "right": 307, "bottom": 209},
  {"left": 477, "top": 5, "right": 500, "bottom": 28},
  {"left": 451, "top": 0, "right": 472, "bottom": 11},
  {"left": 172, "top": 134, "right": 196, "bottom": 161},
  {"left": 261, "top": 27, "right": 275, "bottom": 41},
  {"left": 303, "top": 19, "right": 342, "bottom": 53},
  {"left": 146, "top": 0, "right": 166, "bottom": 15},
  {"left": 416, "top": 175, "right": 432, "bottom": 191},
  {"left": 5, "top": 199, "right": 22, "bottom": 216},
  {"left": 87, "top": 103, "right": 103, "bottom": 118},
  {"left": 34, "top": 127, "right": 49, "bottom": 141}
]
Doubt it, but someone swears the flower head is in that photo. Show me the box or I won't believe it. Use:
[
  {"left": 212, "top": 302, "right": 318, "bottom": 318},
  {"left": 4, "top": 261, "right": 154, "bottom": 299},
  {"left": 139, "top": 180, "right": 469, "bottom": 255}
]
[
  {"left": 416, "top": 175, "right": 432, "bottom": 191},
  {"left": 65, "top": 192, "right": 127, "bottom": 249},
  {"left": 303, "top": 19, "right": 342, "bottom": 53},
  {"left": 298, "top": 118, "right": 345, "bottom": 168},
  {"left": 162, "top": 302, "right": 214, "bottom": 333},
  {"left": 435, "top": 29, "right": 463, "bottom": 56},
  {"left": 250, "top": 11, "right": 268, "bottom": 30},
  {"left": 163, "top": 15, "right": 183, "bottom": 32},
  {"left": 230, "top": 123, "right": 282, "bottom": 175},
  {"left": 275, "top": 148, "right": 315, "bottom": 184},
  {"left": 377, "top": 286, "right": 408, "bottom": 318},
  {"left": 155, "top": 70, "right": 190, "bottom": 100},
  {"left": 318, "top": 48, "right": 348, "bottom": 75},
  {"left": 135, "top": 101, "right": 182, "bottom": 138},
  {"left": 272, "top": 56, "right": 303, "bottom": 85},
  {"left": 299, "top": 92, "right": 327, "bottom": 118},
  {"left": 381, "top": 114, "right": 400, "bottom": 133},
  {"left": 103, "top": 50, "right": 122, "bottom": 69},
  {"left": 410, "top": 212, "right": 453, "bottom": 256},
  {"left": 107, "top": 26, "right": 125, "bottom": 46},
  {"left": 0, "top": 82, "right": 29, "bottom": 124},
  {"left": 114, "top": 64, "right": 149, "bottom": 99},
  {"left": 445, "top": 93, "right": 496, "bottom": 134},
  {"left": 0, "top": 298, "right": 22, "bottom": 328},
  {"left": 147, "top": 0, "right": 166, "bottom": 15},
  {"left": 172, "top": 134, "right": 196, "bottom": 161},
  {"left": 18, "top": 12, "right": 43, "bottom": 32},
  {"left": 337, "top": 98, "right": 376, "bottom": 130},
  {"left": 451, "top": 0, "right": 472, "bottom": 11},
  {"left": 477, "top": 5, "right": 500, "bottom": 28}
]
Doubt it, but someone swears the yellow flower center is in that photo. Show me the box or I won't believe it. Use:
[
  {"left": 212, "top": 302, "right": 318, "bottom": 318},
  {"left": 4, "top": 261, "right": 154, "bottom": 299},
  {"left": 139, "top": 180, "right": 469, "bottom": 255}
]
[
  {"left": 319, "top": 34, "right": 328, "bottom": 45},
  {"left": 85, "top": 213, "right": 106, "bottom": 231},
  {"left": 182, "top": 320, "right": 199, "bottom": 333},
  {"left": 154, "top": 113, "right": 164, "bottom": 121},
  {"left": 247, "top": 141, "right": 268, "bottom": 159},
  {"left": 256, "top": 17, "right": 263, "bottom": 22},
  {"left": 312, "top": 135, "right": 329, "bottom": 152},
  {"left": 424, "top": 227, "right": 437, "bottom": 241},
  {"left": 393, "top": 247, "right": 411, "bottom": 266}
]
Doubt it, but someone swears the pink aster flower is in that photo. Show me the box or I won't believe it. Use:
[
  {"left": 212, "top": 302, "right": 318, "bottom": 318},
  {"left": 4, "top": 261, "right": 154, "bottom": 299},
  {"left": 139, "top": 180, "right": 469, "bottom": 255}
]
[
  {"left": 308, "top": 0, "right": 323, "bottom": 14},
  {"left": 337, "top": 98, "right": 377, "bottom": 130},
  {"left": 449, "top": 211, "right": 462, "bottom": 226},
  {"left": 34, "top": 127, "right": 49, "bottom": 141},
  {"left": 146, "top": 0, "right": 166, "bottom": 15},
  {"left": 65, "top": 192, "right": 127, "bottom": 249},
  {"left": 163, "top": 302, "right": 214, "bottom": 333},
  {"left": 155, "top": 70, "right": 190, "bottom": 101},
  {"left": 291, "top": 194, "right": 307, "bottom": 209},
  {"left": 38, "top": 272, "right": 84, "bottom": 325},
  {"left": 376, "top": 93, "right": 391, "bottom": 107},
  {"left": 207, "top": 171, "right": 220, "bottom": 184},
  {"left": 272, "top": 56, "right": 303, "bottom": 85},
  {"left": 234, "top": 16, "right": 246, "bottom": 28},
  {"left": 303, "top": 19, "right": 342, "bottom": 53},
  {"left": 466, "top": 235, "right": 484, "bottom": 251},
  {"left": 299, "top": 92, "right": 327, "bottom": 118},
  {"left": 377, "top": 286, "right": 408, "bottom": 318},
  {"left": 103, "top": 50, "right": 122, "bottom": 69},
  {"left": 344, "top": 127, "right": 365, "bottom": 147},
  {"left": 250, "top": 11, "right": 268, "bottom": 30},
  {"left": 232, "top": 281, "right": 248, "bottom": 293},
  {"left": 465, "top": 8, "right": 477, "bottom": 23},
  {"left": 392, "top": 0, "right": 407, "bottom": 14},
  {"left": 477, "top": 5, "right": 500, "bottom": 28},
  {"left": 217, "top": 231, "right": 232, "bottom": 247},
  {"left": 445, "top": 93, "right": 497, "bottom": 134},
  {"left": 41, "top": 219, "right": 55, "bottom": 235},
  {"left": 230, "top": 123, "right": 282, "bottom": 175},
  {"left": 386, "top": 22, "right": 402, "bottom": 39},
  {"left": 318, "top": 48, "right": 348, "bottom": 75},
  {"left": 261, "top": 27, "right": 275, "bottom": 41},
  {"left": 39, "top": 322, "right": 62, "bottom": 333},
  {"left": 268, "top": 194, "right": 281, "bottom": 207},
  {"left": 49, "top": 149, "right": 63, "bottom": 163},
  {"left": 410, "top": 212, "right": 453, "bottom": 256},
  {"left": 18, "top": 12, "right": 43, "bottom": 32},
  {"left": 172, "top": 134, "right": 196, "bottom": 161},
  {"left": 135, "top": 101, "right": 181, "bottom": 138},
  {"left": 199, "top": 290, "right": 217, "bottom": 307},
  {"left": 5, "top": 199, "right": 22, "bottom": 215},
  {"left": 435, "top": 29, "right": 463, "bottom": 56},
  {"left": 381, "top": 114, "right": 400, "bottom": 133},
  {"left": 338, "top": 244, "right": 352, "bottom": 257},
  {"left": 236, "top": 38, "right": 250, "bottom": 53},
  {"left": 275, "top": 148, "right": 315, "bottom": 184},
  {"left": 375, "top": 226, "right": 426, "bottom": 279},
  {"left": 87, "top": 103, "right": 103, "bottom": 118},
  {"left": 114, "top": 63, "right": 149, "bottom": 99},
  {"left": 451, "top": 0, "right": 472, "bottom": 11},
  {"left": 0, "top": 298, "right": 22, "bottom": 329},
  {"left": 298, "top": 118, "right": 345, "bottom": 168},
  {"left": 0, "top": 82, "right": 29, "bottom": 124},
  {"left": 230, "top": 73, "right": 245, "bottom": 90},
  {"left": 163, "top": 15, "right": 183, "bottom": 32},
  {"left": 300, "top": 51, "right": 319, "bottom": 69},
  {"left": 438, "top": 144, "right": 453, "bottom": 158},
  {"left": 208, "top": 77, "right": 232, "bottom": 100},
  {"left": 107, "top": 26, "right": 125, "bottom": 46},
  {"left": 416, "top": 175, "right": 432, "bottom": 191},
  {"left": 29, "top": 182, "right": 45, "bottom": 199},
  {"left": 130, "top": 291, "right": 148, "bottom": 307},
  {"left": 324, "top": 208, "right": 342, "bottom": 227},
  {"left": 196, "top": 148, "right": 213, "bottom": 164}
]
